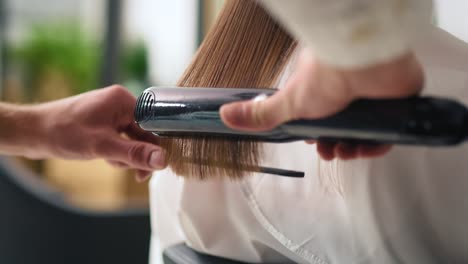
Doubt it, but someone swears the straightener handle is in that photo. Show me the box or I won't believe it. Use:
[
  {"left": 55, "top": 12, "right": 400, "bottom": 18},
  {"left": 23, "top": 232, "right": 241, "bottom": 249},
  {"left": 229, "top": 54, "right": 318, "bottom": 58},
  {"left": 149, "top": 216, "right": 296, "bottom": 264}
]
[{"left": 281, "top": 96, "right": 468, "bottom": 145}]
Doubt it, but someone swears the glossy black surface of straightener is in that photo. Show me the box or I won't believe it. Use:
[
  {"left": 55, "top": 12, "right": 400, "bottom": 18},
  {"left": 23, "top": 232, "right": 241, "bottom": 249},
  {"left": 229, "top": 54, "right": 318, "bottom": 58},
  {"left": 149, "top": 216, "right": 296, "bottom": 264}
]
[{"left": 135, "top": 87, "right": 468, "bottom": 146}]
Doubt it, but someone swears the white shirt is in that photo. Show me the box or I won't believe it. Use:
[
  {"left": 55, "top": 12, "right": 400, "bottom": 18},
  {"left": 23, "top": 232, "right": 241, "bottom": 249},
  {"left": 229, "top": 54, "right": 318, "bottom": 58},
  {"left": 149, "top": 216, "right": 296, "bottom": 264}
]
[
  {"left": 148, "top": 25, "right": 468, "bottom": 264},
  {"left": 259, "top": 0, "right": 433, "bottom": 68}
]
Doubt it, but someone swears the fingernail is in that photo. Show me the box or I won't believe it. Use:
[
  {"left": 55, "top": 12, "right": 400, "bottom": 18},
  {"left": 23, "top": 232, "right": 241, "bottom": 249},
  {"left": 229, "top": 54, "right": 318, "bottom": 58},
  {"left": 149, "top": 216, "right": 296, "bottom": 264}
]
[{"left": 149, "top": 150, "right": 165, "bottom": 169}]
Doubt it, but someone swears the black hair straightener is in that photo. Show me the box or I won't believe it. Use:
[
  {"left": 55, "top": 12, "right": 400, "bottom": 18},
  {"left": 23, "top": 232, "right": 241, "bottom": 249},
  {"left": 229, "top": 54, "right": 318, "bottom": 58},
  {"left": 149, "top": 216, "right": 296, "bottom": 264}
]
[{"left": 134, "top": 87, "right": 468, "bottom": 177}]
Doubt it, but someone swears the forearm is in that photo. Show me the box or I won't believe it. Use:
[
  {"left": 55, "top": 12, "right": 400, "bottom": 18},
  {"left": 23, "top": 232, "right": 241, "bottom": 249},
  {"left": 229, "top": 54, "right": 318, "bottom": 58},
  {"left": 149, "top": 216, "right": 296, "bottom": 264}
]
[
  {"left": 0, "top": 103, "right": 49, "bottom": 158},
  {"left": 259, "top": 0, "right": 433, "bottom": 68}
]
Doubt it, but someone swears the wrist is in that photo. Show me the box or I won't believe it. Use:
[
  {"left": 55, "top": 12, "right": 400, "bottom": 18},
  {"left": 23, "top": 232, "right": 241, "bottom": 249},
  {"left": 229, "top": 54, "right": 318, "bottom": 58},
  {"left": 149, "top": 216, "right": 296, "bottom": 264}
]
[{"left": 0, "top": 103, "right": 52, "bottom": 159}]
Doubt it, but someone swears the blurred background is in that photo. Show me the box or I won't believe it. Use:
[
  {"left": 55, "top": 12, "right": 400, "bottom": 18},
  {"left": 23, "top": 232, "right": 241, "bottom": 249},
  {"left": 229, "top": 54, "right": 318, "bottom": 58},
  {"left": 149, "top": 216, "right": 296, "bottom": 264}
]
[
  {"left": 1, "top": 0, "right": 467, "bottom": 212},
  {"left": 0, "top": 0, "right": 224, "bottom": 211},
  {"left": 0, "top": 0, "right": 467, "bottom": 263},
  {"left": 0, "top": 0, "right": 467, "bottom": 218}
]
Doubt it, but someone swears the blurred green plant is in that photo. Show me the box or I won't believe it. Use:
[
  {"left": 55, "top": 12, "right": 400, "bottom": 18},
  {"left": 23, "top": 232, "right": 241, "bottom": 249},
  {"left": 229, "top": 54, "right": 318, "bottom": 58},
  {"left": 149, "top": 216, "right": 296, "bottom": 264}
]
[
  {"left": 123, "top": 41, "right": 148, "bottom": 83},
  {"left": 10, "top": 22, "right": 149, "bottom": 97},
  {"left": 121, "top": 41, "right": 150, "bottom": 95},
  {"left": 12, "top": 22, "right": 100, "bottom": 95}
]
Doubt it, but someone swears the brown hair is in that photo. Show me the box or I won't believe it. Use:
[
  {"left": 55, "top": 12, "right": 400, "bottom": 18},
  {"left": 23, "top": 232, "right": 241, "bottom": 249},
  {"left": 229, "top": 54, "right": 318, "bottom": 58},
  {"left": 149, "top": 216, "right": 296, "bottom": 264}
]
[{"left": 160, "top": 0, "right": 296, "bottom": 180}]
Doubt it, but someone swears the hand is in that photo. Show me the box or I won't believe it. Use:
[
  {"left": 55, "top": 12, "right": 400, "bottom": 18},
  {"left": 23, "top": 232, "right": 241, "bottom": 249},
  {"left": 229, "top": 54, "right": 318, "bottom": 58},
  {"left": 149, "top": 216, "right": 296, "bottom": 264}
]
[
  {"left": 220, "top": 49, "right": 424, "bottom": 160},
  {"left": 34, "top": 85, "right": 165, "bottom": 181}
]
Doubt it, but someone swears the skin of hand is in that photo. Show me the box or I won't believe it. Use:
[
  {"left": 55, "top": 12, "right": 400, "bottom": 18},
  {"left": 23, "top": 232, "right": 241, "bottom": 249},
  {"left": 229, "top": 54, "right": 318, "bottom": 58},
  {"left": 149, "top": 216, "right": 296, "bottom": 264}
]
[
  {"left": 2, "top": 85, "right": 165, "bottom": 181},
  {"left": 220, "top": 48, "right": 424, "bottom": 160}
]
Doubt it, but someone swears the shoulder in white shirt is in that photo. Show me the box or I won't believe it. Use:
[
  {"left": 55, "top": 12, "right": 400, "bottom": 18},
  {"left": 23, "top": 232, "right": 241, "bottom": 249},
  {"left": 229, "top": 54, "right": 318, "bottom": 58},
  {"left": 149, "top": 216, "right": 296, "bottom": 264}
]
[{"left": 259, "top": 0, "right": 433, "bottom": 68}]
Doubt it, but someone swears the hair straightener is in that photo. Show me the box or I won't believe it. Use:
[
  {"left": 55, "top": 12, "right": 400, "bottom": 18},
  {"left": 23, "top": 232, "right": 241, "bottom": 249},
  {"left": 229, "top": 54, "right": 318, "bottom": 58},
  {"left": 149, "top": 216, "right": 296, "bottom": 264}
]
[{"left": 134, "top": 87, "right": 468, "bottom": 177}]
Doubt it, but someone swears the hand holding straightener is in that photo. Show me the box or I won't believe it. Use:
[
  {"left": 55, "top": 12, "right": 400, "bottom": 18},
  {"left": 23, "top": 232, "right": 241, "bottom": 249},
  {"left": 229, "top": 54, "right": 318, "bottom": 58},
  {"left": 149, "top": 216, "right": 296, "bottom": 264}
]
[{"left": 220, "top": 49, "right": 424, "bottom": 160}]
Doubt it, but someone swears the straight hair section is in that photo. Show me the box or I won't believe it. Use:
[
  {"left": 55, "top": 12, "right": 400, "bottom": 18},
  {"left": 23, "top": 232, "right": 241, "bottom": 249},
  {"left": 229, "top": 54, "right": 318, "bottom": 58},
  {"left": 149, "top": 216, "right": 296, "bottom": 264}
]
[{"left": 160, "top": 0, "right": 296, "bottom": 180}]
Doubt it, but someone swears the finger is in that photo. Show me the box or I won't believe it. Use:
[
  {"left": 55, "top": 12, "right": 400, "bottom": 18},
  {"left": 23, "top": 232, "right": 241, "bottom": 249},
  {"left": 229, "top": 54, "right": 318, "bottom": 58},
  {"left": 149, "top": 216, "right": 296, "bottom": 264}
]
[
  {"left": 220, "top": 88, "right": 295, "bottom": 131},
  {"left": 316, "top": 141, "right": 337, "bottom": 161},
  {"left": 135, "top": 170, "right": 153, "bottom": 183},
  {"left": 96, "top": 136, "right": 167, "bottom": 171},
  {"left": 106, "top": 160, "right": 130, "bottom": 169},
  {"left": 335, "top": 142, "right": 359, "bottom": 160},
  {"left": 358, "top": 144, "right": 392, "bottom": 158}
]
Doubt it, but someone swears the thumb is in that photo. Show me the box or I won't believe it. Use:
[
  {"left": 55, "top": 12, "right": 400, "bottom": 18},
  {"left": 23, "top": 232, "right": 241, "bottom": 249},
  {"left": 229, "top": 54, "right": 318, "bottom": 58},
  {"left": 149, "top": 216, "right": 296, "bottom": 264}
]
[
  {"left": 97, "top": 136, "right": 166, "bottom": 171},
  {"left": 220, "top": 90, "right": 294, "bottom": 131}
]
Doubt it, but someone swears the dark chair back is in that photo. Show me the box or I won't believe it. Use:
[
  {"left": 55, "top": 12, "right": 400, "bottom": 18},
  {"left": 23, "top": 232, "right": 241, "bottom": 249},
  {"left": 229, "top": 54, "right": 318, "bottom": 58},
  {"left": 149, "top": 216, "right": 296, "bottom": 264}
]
[
  {"left": 163, "top": 243, "right": 252, "bottom": 264},
  {"left": 0, "top": 157, "right": 151, "bottom": 264}
]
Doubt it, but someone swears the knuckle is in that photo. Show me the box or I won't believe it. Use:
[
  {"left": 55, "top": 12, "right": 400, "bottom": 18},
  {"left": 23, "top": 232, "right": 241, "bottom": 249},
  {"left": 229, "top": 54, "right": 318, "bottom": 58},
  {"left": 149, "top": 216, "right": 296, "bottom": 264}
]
[
  {"left": 284, "top": 94, "right": 299, "bottom": 120},
  {"left": 107, "top": 85, "right": 131, "bottom": 99},
  {"left": 109, "top": 84, "right": 125, "bottom": 92},
  {"left": 252, "top": 100, "right": 267, "bottom": 127},
  {"left": 127, "top": 143, "right": 148, "bottom": 166},
  {"left": 105, "top": 85, "right": 135, "bottom": 113}
]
